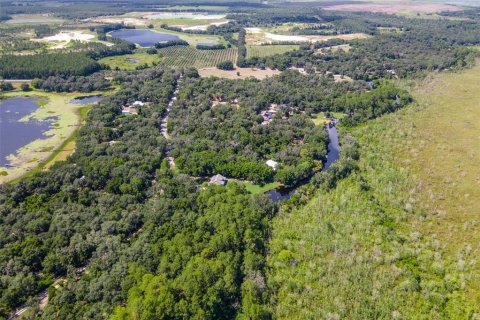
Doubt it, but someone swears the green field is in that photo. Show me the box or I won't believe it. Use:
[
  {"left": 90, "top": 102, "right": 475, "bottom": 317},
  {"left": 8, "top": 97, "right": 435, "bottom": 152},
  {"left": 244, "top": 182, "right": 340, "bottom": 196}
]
[
  {"left": 268, "top": 62, "right": 480, "bottom": 317},
  {"left": 156, "top": 27, "right": 226, "bottom": 46},
  {"left": 246, "top": 45, "right": 299, "bottom": 58},
  {"left": 159, "top": 46, "right": 237, "bottom": 68},
  {"left": 233, "top": 180, "right": 281, "bottom": 194},
  {"left": 99, "top": 50, "right": 160, "bottom": 70}
]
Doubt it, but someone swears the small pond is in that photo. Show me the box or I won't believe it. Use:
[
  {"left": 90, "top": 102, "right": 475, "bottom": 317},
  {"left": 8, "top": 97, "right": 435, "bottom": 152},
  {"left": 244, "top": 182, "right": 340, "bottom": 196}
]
[
  {"left": 70, "top": 95, "right": 104, "bottom": 105},
  {"left": 109, "top": 29, "right": 180, "bottom": 47},
  {"left": 0, "top": 97, "right": 57, "bottom": 167}
]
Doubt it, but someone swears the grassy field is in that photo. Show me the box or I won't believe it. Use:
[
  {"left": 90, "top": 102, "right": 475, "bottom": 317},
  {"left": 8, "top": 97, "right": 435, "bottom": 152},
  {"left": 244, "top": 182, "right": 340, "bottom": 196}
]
[
  {"left": 233, "top": 180, "right": 281, "bottom": 194},
  {"left": 159, "top": 46, "right": 237, "bottom": 68},
  {"left": 246, "top": 45, "right": 299, "bottom": 58},
  {"left": 99, "top": 49, "right": 161, "bottom": 70},
  {"left": 0, "top": 91, "right": 102, "bottom": 183},
  {"left": 311, "top": 112, "right": 346, "bottom": 125},
  {"left": 267, "top": 63, "right": 480, "bottom": 317},
  {"left": 156, "top": 27, "right": 225, "bottom": 46}
]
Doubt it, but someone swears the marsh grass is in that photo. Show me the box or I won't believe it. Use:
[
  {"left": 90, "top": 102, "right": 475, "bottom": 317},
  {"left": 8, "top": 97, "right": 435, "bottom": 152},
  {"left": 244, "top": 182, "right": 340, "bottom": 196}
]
[{"left": 267, "top": 63, "right": 480, "bottom": 317}]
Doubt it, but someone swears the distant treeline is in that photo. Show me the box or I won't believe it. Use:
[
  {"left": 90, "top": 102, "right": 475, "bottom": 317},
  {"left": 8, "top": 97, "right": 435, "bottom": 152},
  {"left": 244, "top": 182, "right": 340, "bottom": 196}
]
[
  {"left": 154, "top": 40, "right": 189, "bottom": 49},
  {"left": 0, "top": 53, "right": 101, "bottom": 79}
]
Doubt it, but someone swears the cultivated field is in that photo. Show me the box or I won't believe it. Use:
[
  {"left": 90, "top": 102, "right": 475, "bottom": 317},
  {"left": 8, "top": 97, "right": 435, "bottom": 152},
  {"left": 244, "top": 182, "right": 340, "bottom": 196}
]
[
  {"left": 246, "top": 45, "right": 299, "bottom": 58},
  {"left": 159, "top": 46, "right": 237, "bottom": 68}
]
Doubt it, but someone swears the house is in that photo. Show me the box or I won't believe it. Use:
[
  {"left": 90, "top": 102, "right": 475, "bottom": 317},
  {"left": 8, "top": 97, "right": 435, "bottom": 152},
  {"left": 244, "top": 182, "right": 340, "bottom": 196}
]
[
  {"left": 266, "top": 159, "right": 278, "bottom": 170},
  {"left": 210, "top": 174, "right": 227, "bottom": 186},
  {"left": 132, "top": 101, "right": 145, "bottom": 107}
]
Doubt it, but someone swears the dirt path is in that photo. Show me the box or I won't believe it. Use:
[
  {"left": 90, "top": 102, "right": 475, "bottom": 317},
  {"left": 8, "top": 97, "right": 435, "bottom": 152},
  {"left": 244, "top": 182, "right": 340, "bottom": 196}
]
[{"left": 160, "top": 74, "right": 182, "bottom": 140}]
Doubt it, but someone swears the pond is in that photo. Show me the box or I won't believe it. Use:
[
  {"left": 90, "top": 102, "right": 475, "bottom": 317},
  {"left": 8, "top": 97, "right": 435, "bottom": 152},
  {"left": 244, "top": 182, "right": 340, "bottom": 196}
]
[
  {"left": 0, "top": 97, "right": 57, "bottom": 167},
  {"left": 109, "top": 29, "right": 180, "bottom": 47},
  {"left": 267, "top": 121, "right": 341, "bottom": 202},
  {"left": 70, "top": 95, "right": 104, "bottom": 105}
]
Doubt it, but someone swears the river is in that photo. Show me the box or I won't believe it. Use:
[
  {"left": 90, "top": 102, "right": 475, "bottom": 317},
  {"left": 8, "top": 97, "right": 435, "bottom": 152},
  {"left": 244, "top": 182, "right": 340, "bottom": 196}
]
[{"left": 267, "top": 120, "right": 340, "bottom": 202}]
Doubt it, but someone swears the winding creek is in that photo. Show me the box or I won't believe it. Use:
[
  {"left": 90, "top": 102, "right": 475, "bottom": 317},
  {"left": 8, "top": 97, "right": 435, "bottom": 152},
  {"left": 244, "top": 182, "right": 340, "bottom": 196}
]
[{"left": 267, "top": 120, "right": 340, "bottom": 202}]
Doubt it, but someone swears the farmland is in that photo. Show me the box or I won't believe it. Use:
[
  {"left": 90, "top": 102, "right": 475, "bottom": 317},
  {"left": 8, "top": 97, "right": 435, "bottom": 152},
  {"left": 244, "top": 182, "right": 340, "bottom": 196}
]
[
  {"left": 246, "top": 45, "right": 299, "bottom": 58},
  {"left": 159, "top": 46, "right": 237, "bottom": 68}
]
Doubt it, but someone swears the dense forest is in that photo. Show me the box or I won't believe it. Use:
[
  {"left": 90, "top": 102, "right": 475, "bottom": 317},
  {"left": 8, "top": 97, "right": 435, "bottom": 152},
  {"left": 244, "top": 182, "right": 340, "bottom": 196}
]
[{"left": 0, "top": 53, "right": 101, "bottom": 79}]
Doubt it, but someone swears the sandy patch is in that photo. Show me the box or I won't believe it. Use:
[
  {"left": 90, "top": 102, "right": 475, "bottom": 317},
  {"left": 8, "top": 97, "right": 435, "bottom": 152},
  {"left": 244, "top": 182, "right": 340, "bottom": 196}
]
[
  {"left": 259, "top": 32, "right": 368, "bottom": 44},
  {"left": 323, "top": 3, "right": 462, "bottom": 14},
  {"left": 246, "top": 27, "right": 262, "bottom": 34},
  {"left": 86, "top": 16, "right": 147, "bottom": 27},
  {"left": 199, "top": 67, "right": 280, "bottom": 80},
  {"left": 182, "top": 21, "right": 228, "bottom": 31},
  {"left": 42, "top": 31, "right": 94, "bottom": 42}
]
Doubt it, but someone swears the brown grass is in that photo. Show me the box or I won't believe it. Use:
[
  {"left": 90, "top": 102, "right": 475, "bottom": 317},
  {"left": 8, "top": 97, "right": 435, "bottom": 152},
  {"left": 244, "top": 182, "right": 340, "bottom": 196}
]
[
  {"left": 198, "top": 67, "right": 280, "bottom": 80},
  {"left": 323, "top": 3, "right": 462, "bottom": 14}
]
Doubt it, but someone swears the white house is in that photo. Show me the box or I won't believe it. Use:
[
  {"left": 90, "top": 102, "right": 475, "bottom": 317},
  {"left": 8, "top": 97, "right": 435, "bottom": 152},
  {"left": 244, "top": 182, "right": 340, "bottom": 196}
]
[{"left": 266, "top": 160, "right": 278, "bottom": 170}]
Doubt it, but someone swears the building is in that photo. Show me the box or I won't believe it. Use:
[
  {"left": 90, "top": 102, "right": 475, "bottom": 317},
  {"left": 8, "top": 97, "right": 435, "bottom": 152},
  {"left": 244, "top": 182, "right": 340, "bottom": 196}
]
[
  {"left": 210, "top": 174, "right": 227, "bottom": 186},
  {"left": 266, "top": 159, "right": 278, "bottom": 170}
]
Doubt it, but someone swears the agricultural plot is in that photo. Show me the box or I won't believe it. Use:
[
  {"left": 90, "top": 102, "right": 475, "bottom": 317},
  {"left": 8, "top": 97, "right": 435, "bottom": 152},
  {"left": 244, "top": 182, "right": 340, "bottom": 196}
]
[
  {"left": 159, "top": 46, "right": 237, "bottom": 68},
  {"left": 246, "top": 45, "right": 299, "bottom": 58}
]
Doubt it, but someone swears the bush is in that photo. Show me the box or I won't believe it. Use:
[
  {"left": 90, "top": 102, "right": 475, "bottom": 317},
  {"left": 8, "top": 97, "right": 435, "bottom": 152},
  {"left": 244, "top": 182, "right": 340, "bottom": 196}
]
[
  {"left": 146, "top": 48, "right": 158, "bottom": 55},
  {"left": 21, "top": 83, "right": 31, "bottom": 91},
  {"left": 217, "top": 61, "right": 235, "bottom": 70},
  {"left": 196, "top": 44, "right": 226, "bottom": 50}
]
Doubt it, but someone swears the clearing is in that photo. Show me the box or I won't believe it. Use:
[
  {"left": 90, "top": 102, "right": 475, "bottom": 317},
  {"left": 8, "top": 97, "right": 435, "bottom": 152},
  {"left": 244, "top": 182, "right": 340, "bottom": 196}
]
[
  {"left": 245, "top": 27, "right": 368, "bottom": 45},
  {"left": 199, "top": 67, "right": 280, "bottom": 80},
  {"left": 99, "top": 50, "right": 161, "bottom": 70},
  {"left": 246, "top": 45, "right": 300, "bottom": 58}
]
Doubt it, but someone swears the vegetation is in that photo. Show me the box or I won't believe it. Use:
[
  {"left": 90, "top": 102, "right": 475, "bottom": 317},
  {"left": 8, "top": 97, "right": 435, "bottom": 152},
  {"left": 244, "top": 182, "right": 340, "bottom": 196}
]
[
  {"left": 246, "top": 45, "right": 299, "bottom": 59},
  {"left": 216, "top": 60, "right": 234, "bottom": 70},
  {"left": 0, "top": 53, "right": 101, "bottom": 79},
  {"left": 267, "top": 63, "right": 480, "bottom": 318},
  {"left": 1, "top": 2, "right": 480, "bottom": 319},
  {"left": 159, "top": 46, "right": 238, "bottom": 69}
]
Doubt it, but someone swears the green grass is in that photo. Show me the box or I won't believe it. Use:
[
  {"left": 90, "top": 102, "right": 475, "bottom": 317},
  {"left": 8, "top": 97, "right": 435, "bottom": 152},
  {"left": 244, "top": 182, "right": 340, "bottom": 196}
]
[
  {"left": 311, "top": 112, "right": 346, "bottom": 125},
  {"left": 246, "top": 45, "right": 299, "bottom": 59},
  {"left": 99, "top": 49, "right": 160, "bottom": 70},
  {"left": 267, "top": 62, "right": 480, "bottom": 317},
  {"left": 233, "top": 181, "right": 281, "bottom": 194},
  {"left": 159, "top": 46, "right": 238, "bottom": 69},
  {"left": 155, "top": 27, "right": 225, "bottom": 46}
]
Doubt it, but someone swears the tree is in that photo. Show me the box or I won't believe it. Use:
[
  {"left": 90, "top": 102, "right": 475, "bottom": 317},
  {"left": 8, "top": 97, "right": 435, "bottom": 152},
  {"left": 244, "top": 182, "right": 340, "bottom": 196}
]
[
  {"left": 21, "top": 83, "right": 31, "bottom": 91},
  {"left": 217, "top": 61, "right": 234, "bottom": 71}
]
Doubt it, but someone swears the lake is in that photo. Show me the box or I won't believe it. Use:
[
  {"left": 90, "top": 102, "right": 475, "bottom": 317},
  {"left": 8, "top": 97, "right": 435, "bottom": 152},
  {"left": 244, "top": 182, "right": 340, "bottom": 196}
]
[
  {"left": 109, "top": 29, "right": 180, "bottom": 47},
  {"left": 0, "top": 97, "right": 57, "bottom": 167},
  {"left": 70, "top": 95, "right": 104, "bottom": 104}
]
